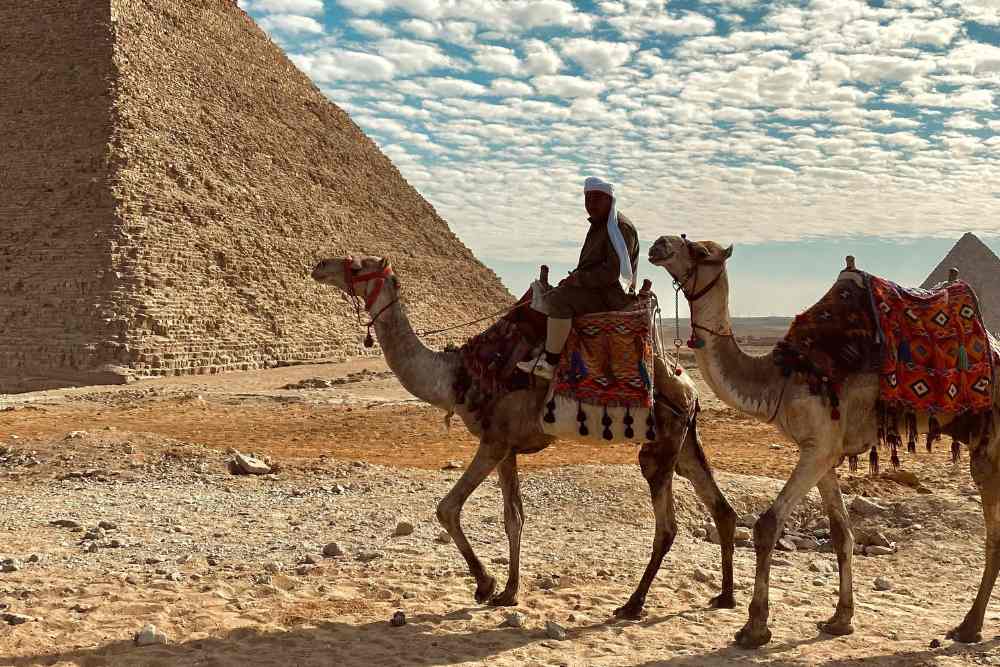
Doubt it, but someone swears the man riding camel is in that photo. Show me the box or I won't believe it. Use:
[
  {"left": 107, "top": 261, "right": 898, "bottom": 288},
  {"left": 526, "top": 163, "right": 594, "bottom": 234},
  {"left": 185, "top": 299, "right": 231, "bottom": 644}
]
[{"left": 517, "top": 176, "right": 640, "bottom": 379}]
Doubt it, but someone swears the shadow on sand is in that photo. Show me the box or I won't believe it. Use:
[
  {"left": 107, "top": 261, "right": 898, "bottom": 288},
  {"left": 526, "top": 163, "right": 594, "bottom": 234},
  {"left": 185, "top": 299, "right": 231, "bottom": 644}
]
[{"left": 12, "top": 606, "right": 1000, "bottom": 667}]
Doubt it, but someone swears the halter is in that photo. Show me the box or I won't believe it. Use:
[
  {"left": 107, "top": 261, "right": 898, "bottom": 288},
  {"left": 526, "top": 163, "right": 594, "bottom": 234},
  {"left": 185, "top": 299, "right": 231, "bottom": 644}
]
[
  {"left": 344, "top": 258, "right": 397, "bottom": 348},
  {"left": 669, "top": 235, "right": 733, "bottom": 350}
]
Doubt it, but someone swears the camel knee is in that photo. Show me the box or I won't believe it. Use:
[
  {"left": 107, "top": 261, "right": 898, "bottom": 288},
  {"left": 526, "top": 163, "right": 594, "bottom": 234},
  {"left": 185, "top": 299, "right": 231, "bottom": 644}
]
[
  {"left": 753, "top": 509, "right": 779, "bottom": 552},
  {"left": 436, "top": 500, "right": 457, "bottom": 530}
]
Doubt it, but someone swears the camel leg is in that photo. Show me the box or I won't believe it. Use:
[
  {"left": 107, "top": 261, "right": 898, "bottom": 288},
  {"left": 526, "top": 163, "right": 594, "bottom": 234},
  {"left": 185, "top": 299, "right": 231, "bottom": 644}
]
[
  {"left": 614, "top": 439, "right": 681, "bottom": 619},
  {"left": 489, "top": 453, "right": 524, "bottom": 607},
  {"left": 815, "top": 470, "right": 855, "bottom": 636},
  {"left": 675, "top": 423, "right": 737, "bottom": 609},
  {"left": 436, "top": 440, "right": 508, "bottom": 604},
  {"left": 735, "top": 447, "right": 836, "bottom": 649},
  {"left": 948, "top": 442, "right": 1000, "bottom": 643}
]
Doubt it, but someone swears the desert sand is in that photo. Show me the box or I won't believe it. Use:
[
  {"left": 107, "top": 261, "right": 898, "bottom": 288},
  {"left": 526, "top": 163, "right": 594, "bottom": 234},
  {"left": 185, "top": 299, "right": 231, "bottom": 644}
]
[{"left": 0, "top": 358, "right": 998, "bottom": 666}]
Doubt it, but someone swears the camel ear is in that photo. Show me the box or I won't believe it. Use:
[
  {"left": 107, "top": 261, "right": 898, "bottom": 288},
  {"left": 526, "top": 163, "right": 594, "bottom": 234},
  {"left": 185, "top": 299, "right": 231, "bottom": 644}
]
[
  {"left": 723, "top": 245, "right": 734, "bottom": 259},
  {"left": 380, "top": 256, "right": 390, "bottom": 269},
  {"left": 689, "top": 242, "right": 710, "bottom": 260}
]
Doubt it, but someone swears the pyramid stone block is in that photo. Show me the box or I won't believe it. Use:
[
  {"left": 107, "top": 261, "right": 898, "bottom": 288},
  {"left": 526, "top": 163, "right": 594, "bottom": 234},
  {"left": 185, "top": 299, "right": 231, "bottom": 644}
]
[{"left": 0, "top": 0, "right": 510, "bottom": 391}]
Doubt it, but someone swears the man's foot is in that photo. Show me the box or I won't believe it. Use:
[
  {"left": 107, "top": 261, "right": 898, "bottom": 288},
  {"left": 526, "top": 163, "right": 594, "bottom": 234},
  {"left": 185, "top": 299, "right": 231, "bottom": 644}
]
[{"left": 516, "top": 354, "right": 555, "bottom": 380}]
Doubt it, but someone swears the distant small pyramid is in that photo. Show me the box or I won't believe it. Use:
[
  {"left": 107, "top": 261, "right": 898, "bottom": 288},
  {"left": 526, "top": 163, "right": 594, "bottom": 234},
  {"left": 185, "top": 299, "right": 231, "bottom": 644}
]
[{"left": 922, "top": 233, "right": 1000, "bottom": 332}]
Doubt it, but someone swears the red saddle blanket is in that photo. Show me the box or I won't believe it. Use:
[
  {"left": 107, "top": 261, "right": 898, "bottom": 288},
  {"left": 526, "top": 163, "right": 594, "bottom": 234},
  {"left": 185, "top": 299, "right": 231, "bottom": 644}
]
[
  {"left": 776, "top": 272, "right": 995, "bottom": 417},
  {"left": 870, "top": 276, "right": 995, "bottom": 415}
]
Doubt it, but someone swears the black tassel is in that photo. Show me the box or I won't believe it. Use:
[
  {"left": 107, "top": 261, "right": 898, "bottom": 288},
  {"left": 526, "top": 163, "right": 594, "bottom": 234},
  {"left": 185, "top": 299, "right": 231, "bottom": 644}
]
[
  {"left": 952, "top": 440, "right": 961, "bottom": 463},
  {"left": 602, "top": 408, "right": 613, "bottom": 441},
  {"left": 624, "top": 408, "right": 635, "bottom": 439},
  {"left": 544, "top": 399, "right": 556, "bottom": 424},
  {"left": 869, "top": 446, "right": 879, "bottom": 475},
  {"left": 891, "top": 446, "right": 900, "bottom": 470},
  {"left": 646, "top": 412, "right": 656, "bottom": 441},
  {"left": 577, "top": 402, "right": 588, "bottom": 436},
  {"left": 849, "top": 455, "right": 859, "bottom": 472}
]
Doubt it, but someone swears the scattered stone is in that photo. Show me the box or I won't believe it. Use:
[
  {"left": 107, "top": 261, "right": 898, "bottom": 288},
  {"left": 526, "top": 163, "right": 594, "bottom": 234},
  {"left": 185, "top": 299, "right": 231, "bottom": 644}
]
[
  {"left": 738, "top": 513, "right": 759, "bottom": 528},
  {"left": 135, "top": 624, "right": 168, "bottom": 646},
  {"left": 165, "top": 572, "right": 183, "bottom": 582},
  {"left": 390, "top": 611, "right": 406, "bottom": 627},
  {"left": 813, "top": 528, "right": 831, "bottom": 540},
  {"left": 2, "top": 612, "right": 33, "bottom": 626},
  {"left": 98, "top": 520, "right": 118, "bottom": 530},
  {"left": 850, "top": 496, "right": 887, "bottom": 516},
  {"left": 86, "top": 542, "right": 99, "bottom": 553},
  {"left": 809, "top": 559, "right": 835, "bottom": 574},
  {"left": 691, "top": 527, "right": 707, "bottom": 539},
  {"left": 394, "top": 521, "right": 415, "bottom": 537},
  {"left": 126, "top": 575, "right": 141, "bottom": 585},
  {"left": 356, "top": 551, "right": 382, "bottom": 563},
  {"left": 769, "top": 443, "right": 783, "bottom": 450},
  {"left": 26, "top": 554, "right": 42, "bottom": 563},
  {"left": 71, "top": 603, "right": 95, "bottom": 614},
  {"left": 229, "top": 452, "right": 272, "bottom": 476},
  {"left": 442, "top": 460, "right": 464, "bottom": 470},
  {"left": 734, "top": 527, "right": 752, "bottom": 542},
  {"left": 66, "top": 431, "right": 87, "bottom": 439},
  {"left": 536, "top": 575, "right": 559, "bottom": 590},
  {"left": 145, "top": 555, "right": 167, "bottom": 565},
  {"left": 775, "top": 538, "right": 797, "bottom": 552},
  {"left": 792, "top": 536, "right": 818, "bottom": 551},
  {"left": 301, "top": 554, "right": 322, "bottom": 565},
  {"left": 492, "top": 556, "right": 509, "bottom": 565},
  {"left": 930, "top": 638, "right": 942, "bottom": 649},
  {"left": 503, "top": 611, "right": 527, "bottom": 628},
  {"left": 263, "top": 561, "right": 282, "bottom": 574},
  {"left": 545, "top": 620, "right": 568, "bottom": 640},
  {"left": 435, "top": 531, "right": 452, "bottom": 544},
  {"left": 692, "top": 567, "right": 714, "bottom": 584},
  {"left": 736, "top": 539, "right": 754, "bottom": 549},
  {"left": 50, "top": 519, "right": 81, "bottom": 529},
  {"left": 109, "top": 539, "right": 127, "bottom": 549},
  {"left": 874, "top": 576, "right": 893, "bottom": 591},
  {"left": 705, "top": 524, "right": 720, "bottom": 544},
  {"left": 295, "top": 565, "right": 315, "bottom": 576},
  {"left": 772, "top": 558, "right": 793, "bottom": 567},
  {"left": 856, "top": 529, "right": 892, "bottom": 548},
  {"left": 0, "top": 558, "right": 22, "bottom": 573},
  {"left": 812, "top": 577, "right": 826, "bottom": 587},
  {"left": 866, "top": 546, "right": 895, "bottom": 557},
  {"left": 322, "top": 542, "right": 344, "bottom": 558}
]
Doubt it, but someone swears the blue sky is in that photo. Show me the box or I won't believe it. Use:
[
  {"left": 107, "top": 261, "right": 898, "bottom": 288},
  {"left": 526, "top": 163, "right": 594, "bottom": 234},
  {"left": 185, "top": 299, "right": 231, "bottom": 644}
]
[{"left": 238, "top": 0, "right": 1000, "bottom": 316}]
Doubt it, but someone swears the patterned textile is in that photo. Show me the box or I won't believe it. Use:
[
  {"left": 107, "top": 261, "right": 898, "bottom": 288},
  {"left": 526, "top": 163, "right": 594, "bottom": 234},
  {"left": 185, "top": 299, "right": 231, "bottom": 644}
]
[
  {"left": 773, "top": 273, "right": 879, "bottom": 418},
  {"left": 454, "top": 289, "right": 546, "bottom": 427},
  {"left": 542, "top": 301, "right": 657, "bottom": 442},
  {"left": 870, "top": 276, "right": 995, "bottom": 416}
]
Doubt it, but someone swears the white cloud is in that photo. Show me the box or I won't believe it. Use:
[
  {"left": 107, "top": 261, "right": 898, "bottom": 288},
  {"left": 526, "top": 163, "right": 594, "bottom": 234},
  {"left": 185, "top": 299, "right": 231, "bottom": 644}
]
[
  {"left": 375, "top": 38, "right": 458, "bottom": 74},
  {"left": 522, "top": 40, "right": 564, "bottom": 76},
  {"left": 349, "top": 19, "right": 394, "bottom": 38},
  {"left": 258, "top": 14, "right": 324, "bottom": 34},
  {"left": 245, "top": 0, "right": 324, "bottom": 14},
  {"left": 490, "top": 78, "right": 534, "bottom": 97},
  {"left": 473, "top": 46, "right": 523, "bottom": 76},
  {"left": 292, "top": 49, "right": 395, "bottom": 81},
  {"left": 418, "top": 77, "right": 489, "bottom": 97},
  {"left": 531, "top": 75, "right": 604, "bottom": 98},
  {"left": 558, "top": 38, "right": 637, "bottom": 74}
]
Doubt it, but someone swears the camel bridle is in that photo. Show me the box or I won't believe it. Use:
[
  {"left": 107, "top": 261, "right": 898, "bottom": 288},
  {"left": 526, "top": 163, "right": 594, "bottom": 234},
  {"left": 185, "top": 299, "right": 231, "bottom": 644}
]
[
  {"left": 344, "top": 258, "right": 398, "bottom": 348},
  {"left": 664, "top": 235, "right": 734, "bottom": 346}
]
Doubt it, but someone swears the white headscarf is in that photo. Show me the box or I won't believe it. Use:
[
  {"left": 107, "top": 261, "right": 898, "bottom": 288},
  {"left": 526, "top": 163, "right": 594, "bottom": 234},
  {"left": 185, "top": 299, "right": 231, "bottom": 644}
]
[{"left": 584, "top": 176, "right": 634, "bottom": 289}]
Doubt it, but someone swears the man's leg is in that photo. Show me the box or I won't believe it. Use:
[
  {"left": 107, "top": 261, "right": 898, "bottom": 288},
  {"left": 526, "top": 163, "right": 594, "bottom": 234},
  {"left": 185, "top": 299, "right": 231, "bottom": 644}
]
[
  {"left": 518, "top": 285, "right": 597, "bottom": 379},
  {"left": 544, "top": 317, "right": 572, "bottom": 365}
]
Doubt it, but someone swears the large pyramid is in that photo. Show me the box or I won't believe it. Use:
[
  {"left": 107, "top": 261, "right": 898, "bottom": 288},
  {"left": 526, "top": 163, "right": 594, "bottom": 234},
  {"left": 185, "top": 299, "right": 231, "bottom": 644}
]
[
  {"left": 922, "top": 233, "right": 1000, "bottom": 332},
  {"left": 0, "top": 0, "right": 510, "bottom": 391}
]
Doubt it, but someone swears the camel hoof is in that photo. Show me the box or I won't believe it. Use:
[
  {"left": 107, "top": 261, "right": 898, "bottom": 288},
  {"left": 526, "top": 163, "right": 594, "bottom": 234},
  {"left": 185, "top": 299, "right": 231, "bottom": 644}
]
[
  {"left": 488, "top": 590, "right": 518, "bottom": 607},
  {"left": 817, "top": 620, "right": 855, "bottom": 636},
  {"left": 735, "top": 624, "right": 772, "bottom": 649},
  {"left": 709, "top": 592, "right": 737, "bottom": 609},
  {"left": 946, "top": 625, "right": 982, "bottom": 644},
  {"left": 474, "top": 576, "right": 497, "bottom": 604},
  {"left": 613, "top": 601, "right": 645, "bottom": 620}
]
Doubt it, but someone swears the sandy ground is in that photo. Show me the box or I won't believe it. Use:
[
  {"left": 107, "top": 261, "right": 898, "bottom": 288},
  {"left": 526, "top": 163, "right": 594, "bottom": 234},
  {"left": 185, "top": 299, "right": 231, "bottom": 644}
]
[{"left": 0, "top": 358, "right": 998, "bottom": 666}]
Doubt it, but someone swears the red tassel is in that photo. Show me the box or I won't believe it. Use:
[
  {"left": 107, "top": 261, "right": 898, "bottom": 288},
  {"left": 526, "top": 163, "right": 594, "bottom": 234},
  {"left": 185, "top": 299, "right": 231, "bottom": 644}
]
[{"left": 831, "top": 408, "right": 841, "bottom": 420}]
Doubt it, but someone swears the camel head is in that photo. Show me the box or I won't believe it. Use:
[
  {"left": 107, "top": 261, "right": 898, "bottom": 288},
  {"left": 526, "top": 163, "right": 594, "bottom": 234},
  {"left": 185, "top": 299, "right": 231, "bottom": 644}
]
[
  {"left": 311, "top": 254, "right": 398, "bottom": 311},
  {"left": 648, "top": 235, "right": 733, "bottom": 297}
]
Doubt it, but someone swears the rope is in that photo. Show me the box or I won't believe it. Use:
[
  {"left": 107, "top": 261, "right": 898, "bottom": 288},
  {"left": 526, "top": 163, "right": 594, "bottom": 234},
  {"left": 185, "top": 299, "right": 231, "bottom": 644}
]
[{"left": 415, "top": 299, "right": 532, "bottom": 338}]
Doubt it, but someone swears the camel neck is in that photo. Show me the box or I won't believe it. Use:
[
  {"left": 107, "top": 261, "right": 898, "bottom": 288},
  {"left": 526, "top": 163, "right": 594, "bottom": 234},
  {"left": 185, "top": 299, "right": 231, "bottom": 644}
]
[
  {"left": 689, "top": 271, "right": 786, "bottom": 422},
  {"left": 371, "top": 290, "right": 459, "bottom": 411}
]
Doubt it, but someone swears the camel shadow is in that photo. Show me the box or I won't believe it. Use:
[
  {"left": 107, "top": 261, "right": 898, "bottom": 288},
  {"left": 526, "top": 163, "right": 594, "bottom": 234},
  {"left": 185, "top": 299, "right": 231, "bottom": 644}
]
[
  {"left": 630, "top": 635, "right": 1000, "bottom": 666},
  {"left": 9, "top": 606, "right": 710, "bottom": 667}
]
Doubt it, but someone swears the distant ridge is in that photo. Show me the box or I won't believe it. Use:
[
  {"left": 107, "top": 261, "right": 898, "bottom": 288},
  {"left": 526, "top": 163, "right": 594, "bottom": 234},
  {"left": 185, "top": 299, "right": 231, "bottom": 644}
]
[{"left": 922, "top": 233, "right": 1000, "bottom": 332}]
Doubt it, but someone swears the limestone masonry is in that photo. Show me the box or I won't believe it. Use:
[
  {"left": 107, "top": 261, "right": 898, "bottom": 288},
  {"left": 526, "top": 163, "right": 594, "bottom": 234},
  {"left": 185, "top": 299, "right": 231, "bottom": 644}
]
[{"left": 0, "top": 0, "right": 510, "bottom": 391}]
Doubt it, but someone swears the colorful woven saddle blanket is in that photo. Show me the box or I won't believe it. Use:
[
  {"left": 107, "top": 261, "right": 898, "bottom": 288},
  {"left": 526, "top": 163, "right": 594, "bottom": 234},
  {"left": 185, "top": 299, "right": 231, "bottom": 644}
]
[
  {"left": 453, "top": 289, "right": 546, "bottom": 428},
  {"left": 542, "top": 301, "right": 657, "bottom": 443},
  {"left": 870, "top": 276, "right": 994, "bottom": 416},
  {"left": 775, "top": 271, "right": 996, "bottom": 465}
]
